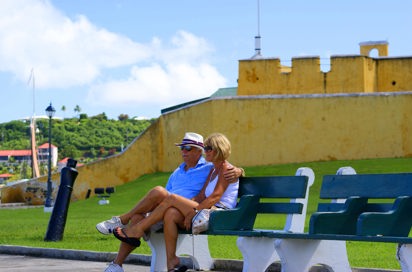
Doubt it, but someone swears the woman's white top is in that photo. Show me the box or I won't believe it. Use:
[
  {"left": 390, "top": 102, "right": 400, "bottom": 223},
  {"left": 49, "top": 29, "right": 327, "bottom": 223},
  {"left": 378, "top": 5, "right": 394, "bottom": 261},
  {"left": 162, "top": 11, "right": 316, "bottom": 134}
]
[{"left": 205, "top": 170, "right": 239, "bottom": 209}]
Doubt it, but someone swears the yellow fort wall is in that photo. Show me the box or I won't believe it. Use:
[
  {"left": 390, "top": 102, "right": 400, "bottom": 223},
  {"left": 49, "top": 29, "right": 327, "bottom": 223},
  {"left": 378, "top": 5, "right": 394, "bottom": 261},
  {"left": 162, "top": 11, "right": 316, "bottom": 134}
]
[
  {"left": 8, "top": 91, "right": 407, "bottom": 202},
  {"left": 238, "top": 55, "right": 412, "bottom": 96}
]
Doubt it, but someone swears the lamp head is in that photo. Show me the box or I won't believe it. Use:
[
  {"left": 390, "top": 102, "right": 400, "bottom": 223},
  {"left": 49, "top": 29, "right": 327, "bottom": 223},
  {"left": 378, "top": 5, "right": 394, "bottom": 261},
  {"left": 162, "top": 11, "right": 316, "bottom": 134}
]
[{"left": 45, "top": 103, "right": 56, "bottom": 118}]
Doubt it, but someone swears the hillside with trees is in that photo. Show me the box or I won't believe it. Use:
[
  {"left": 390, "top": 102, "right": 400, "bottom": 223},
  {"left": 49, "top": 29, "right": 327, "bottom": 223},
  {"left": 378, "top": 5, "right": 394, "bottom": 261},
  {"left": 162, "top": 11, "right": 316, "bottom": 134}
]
[{"left": 0, "top": 113, "right": 154, "bottom": 180}]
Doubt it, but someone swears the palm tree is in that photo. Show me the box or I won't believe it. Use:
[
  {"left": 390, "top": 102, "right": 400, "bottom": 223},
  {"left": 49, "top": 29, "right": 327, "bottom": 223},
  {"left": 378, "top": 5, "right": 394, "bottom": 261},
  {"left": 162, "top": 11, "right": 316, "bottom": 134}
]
[
  {"left": 61, "top": 105, "right": 66, "bottom": 118},
  {"left": 74, "top": 105, "right": 81, "bottom": 118}
]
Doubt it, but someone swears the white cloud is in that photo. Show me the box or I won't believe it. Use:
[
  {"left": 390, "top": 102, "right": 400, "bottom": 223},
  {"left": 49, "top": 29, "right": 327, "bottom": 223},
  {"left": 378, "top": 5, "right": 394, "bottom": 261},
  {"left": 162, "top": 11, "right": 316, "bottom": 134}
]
[
  {"left": 88, "top": 30, "right": 227, "bottom": 108},
  {"left": 0, "top": 0, "right": 227, "bottom": 112},
  {"left": 0, "top": 0, "right": 149, "bottom": 88}
]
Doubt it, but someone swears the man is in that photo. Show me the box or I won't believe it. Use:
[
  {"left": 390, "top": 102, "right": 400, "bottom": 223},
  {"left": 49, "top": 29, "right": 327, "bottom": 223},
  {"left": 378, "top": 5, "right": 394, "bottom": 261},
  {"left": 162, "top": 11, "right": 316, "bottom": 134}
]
[{"left": 96, "top": 132, "right": 243, "bottom": 272}]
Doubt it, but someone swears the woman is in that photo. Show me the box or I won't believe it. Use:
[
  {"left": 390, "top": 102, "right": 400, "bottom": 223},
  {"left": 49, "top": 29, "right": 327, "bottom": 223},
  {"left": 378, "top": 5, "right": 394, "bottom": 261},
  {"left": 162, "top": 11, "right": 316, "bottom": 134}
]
[{"left": 113, "top": 133, "right": 239, "bottom": 272}]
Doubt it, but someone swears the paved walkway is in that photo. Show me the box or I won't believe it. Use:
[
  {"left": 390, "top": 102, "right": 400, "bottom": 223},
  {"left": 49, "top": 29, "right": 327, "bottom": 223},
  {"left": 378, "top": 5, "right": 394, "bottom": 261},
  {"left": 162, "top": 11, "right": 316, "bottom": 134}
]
[
  {"left": 0, "top": 252, "right": 401, "bottom": 272},
  {"left": 0, "top": 245, "right": 228, "bottom": 272},
  {"left": 0, "top": 254, "right": 150, "bottom": 272}
]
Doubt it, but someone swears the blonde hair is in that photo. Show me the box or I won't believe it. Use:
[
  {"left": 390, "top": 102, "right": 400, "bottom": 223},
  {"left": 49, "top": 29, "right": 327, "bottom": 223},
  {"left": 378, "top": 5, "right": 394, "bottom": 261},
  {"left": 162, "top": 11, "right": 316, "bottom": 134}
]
[{"left": 204, "top": 133, "right": 231, "bottom": 162}]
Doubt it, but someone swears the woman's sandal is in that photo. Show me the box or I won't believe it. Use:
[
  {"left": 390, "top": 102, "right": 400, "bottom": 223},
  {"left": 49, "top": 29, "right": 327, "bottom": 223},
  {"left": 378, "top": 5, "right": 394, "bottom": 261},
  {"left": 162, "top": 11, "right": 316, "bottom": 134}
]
[
  {"left": 113, "top": 227, "right": 141, "bottom": 247},
  {"left": 168, "top": 265, "right": 188, "bottom": 272}
]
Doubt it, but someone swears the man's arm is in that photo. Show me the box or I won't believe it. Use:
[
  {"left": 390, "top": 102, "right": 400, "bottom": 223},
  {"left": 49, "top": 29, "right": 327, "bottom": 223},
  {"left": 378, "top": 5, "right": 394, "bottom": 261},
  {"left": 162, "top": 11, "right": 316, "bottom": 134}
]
[{"left": 223, "top": 166, "right": 245, "bottom": 183}]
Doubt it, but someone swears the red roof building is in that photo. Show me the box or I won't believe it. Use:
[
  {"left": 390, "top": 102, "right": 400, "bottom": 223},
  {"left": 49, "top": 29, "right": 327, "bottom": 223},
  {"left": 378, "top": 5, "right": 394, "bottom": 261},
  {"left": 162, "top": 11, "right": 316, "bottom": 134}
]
[
  {"left": 0, "top": 144, "right": 58, "bottom": 167},
  {"left": 0, "top": 173, "right": 13, "bottom": 182}
]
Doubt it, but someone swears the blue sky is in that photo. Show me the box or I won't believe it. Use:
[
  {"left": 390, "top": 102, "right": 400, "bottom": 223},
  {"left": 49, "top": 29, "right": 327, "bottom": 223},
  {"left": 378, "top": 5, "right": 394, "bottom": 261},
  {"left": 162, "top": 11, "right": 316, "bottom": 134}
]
[{"left": 0, "top": 0, "right": 411, "bottom": 123}]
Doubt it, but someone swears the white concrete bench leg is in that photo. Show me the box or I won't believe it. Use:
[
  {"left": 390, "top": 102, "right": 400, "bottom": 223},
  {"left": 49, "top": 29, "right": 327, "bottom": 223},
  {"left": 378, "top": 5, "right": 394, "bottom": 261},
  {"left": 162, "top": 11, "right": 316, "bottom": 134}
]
[
  {"left": 147, "top": 232, "right": 167, "bottom": 272},
  {"left": 274, "top": 239, "right": 351, "bottom": 272},
  {"left": 175, "top": 234, "right": 214, "bottom": 270},
  {"left": 236, "top": 167, "right": 315, "bottom": 272},
  {"left": 147, "top": 232, "right": 214, "bottom": 272},
  {"left": 237, "top": 236, "right": 279, "bottom": 272},
  {"left": 398, "top": 243, "right": 412, "bottom": 272}
]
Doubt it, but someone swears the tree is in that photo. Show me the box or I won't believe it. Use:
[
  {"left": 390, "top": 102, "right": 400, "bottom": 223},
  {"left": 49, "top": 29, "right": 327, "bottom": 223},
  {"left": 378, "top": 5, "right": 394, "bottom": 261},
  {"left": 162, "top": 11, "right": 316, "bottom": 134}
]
[
  {"left": 91, "top": 113, "right": 108, "bottom": 121},
  {"left": 0, "top": 117, "right": 154, "bottom": 164},
  {"left": 118, "top": 114, "right": 129, "bottom": 121},
  {"left": 61, "top": 105, "right": 66, "bottom": 116},
  {"left": 79, "top": 113, "right": 88, "bottom": 120},
  {"left": 74, "top": 105, "right": 81, "bottom": 117}
]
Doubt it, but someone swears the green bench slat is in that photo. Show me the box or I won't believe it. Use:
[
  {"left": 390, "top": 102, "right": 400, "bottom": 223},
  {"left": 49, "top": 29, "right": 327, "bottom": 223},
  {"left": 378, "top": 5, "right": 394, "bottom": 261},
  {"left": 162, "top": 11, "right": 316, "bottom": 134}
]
[
  {"left": 258, "top": 202, "right": 303, "bottom": 214},
  {"left": 318, "top": 203, "right": 393, "bottom": 212},
  {"left": 260, "top": 231, "right": 412, "bottom": 244},
  {"left": 320, "top": 173, "right": 412, "bottom": 199},
  {"left": 239, "top": 176, "right": 308, "bottom": 198}
]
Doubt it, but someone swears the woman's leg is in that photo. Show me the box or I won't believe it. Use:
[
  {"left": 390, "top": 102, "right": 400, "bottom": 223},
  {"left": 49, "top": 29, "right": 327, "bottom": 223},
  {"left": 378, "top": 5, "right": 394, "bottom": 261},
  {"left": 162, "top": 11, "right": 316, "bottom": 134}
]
[
  {"left": 118, "top": 186, "right": 169, "bottom": 224},
  {"left": 164, "top": 207, "right": 185, "bottom": 270},
  {"left": 116, "top": 194, "right": 197, "bottom": 238}
]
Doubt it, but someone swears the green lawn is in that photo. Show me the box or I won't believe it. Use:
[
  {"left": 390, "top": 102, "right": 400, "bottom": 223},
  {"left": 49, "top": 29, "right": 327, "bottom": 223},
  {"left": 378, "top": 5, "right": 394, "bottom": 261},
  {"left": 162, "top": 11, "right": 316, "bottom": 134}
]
[{"left": 1, "top": 157, "right": 411, "bottom": 270}]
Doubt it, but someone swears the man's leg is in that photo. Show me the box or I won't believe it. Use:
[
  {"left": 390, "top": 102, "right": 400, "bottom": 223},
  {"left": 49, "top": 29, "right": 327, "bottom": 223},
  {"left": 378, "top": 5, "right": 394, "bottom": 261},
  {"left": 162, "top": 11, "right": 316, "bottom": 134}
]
[
  {"left": 97, "top": 186, "right": 169, "bottom": 234},
  {"left": 106, "top": 214, "right": 144, "bottom": 270},
  {"left": 112, "top": 242, "right": 136, "bottom": 265}
]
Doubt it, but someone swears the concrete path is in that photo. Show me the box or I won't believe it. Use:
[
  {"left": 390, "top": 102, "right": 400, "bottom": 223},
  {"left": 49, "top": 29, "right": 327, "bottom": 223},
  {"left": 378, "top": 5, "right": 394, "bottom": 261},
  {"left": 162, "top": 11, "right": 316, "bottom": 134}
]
[
  {"left": 0, "top": 254, "right": 150, "bottom": 272},
  {"left": 0, "top": 253, "right": 401, "bottom": 272},
  {"left": 0, "top": 245, "right": 401, "bottom": 272}
]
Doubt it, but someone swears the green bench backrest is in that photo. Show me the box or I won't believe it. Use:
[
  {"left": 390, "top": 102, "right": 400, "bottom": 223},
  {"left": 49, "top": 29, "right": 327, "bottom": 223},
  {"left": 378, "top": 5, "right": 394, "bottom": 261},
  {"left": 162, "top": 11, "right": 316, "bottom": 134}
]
[
  {"left": 311, "top": 173, "right": 412, "bottom": 236},
  {"left": 208, "top": 175, "right": 310, "bottom": 232},
  {"left": 318, "top": 173, "right": 412, "bottom": 212},
  {"left": 239, "top": 175, "right": 309, "bottom": 214}
]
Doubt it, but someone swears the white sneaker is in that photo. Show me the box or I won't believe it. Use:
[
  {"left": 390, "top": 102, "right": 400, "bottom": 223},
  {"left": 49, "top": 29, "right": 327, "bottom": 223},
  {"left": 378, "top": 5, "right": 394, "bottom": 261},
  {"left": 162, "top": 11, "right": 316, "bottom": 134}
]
[
  {"left": 104, "top": 261, "right": 124, "bottom": 272},
  {"left": 96, "top": 216, "right": 126, "bottom": 235}
]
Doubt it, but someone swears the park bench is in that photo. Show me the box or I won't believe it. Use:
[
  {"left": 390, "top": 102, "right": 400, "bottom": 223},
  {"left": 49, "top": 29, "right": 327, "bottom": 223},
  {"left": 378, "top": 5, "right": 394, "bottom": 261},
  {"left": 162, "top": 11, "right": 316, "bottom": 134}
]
[
  {"left": 94, "top": 187, "right": 115, "bottom": 205},
  {"left": 147, "top": 167, "right": 315, "bottom": 272},
  {"left": 258, "top": 169, "right": 412, "bottom": 271}
]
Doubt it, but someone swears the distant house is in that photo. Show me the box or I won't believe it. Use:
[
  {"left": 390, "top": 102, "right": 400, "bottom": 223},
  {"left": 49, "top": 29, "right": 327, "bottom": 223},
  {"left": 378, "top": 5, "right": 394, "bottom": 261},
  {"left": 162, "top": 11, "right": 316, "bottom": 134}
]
[
  {"left": 0, "top": 150, "right": 31, "bottom": 163},
  {"left": 0, "top": 143, "right": 58, "bottom": 168},
  {"left": 38, "top": 143, "right": 58, "bottom": 168},
  {"left": 57, "top": 157, "right": 70, "bottom": 172},
  {"left": 0, "top": 173, "right": 13, "bottom": 183},
  {"left": 57, "top": 157, "right": 83, "bottom": 172}
]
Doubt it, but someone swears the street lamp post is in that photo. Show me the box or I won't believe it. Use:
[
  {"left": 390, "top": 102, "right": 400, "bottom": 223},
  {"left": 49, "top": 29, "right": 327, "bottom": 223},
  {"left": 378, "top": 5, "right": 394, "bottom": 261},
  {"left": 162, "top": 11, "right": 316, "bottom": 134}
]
[{"left": 44, "top": 102, "right": 56, "bottom": 213}]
